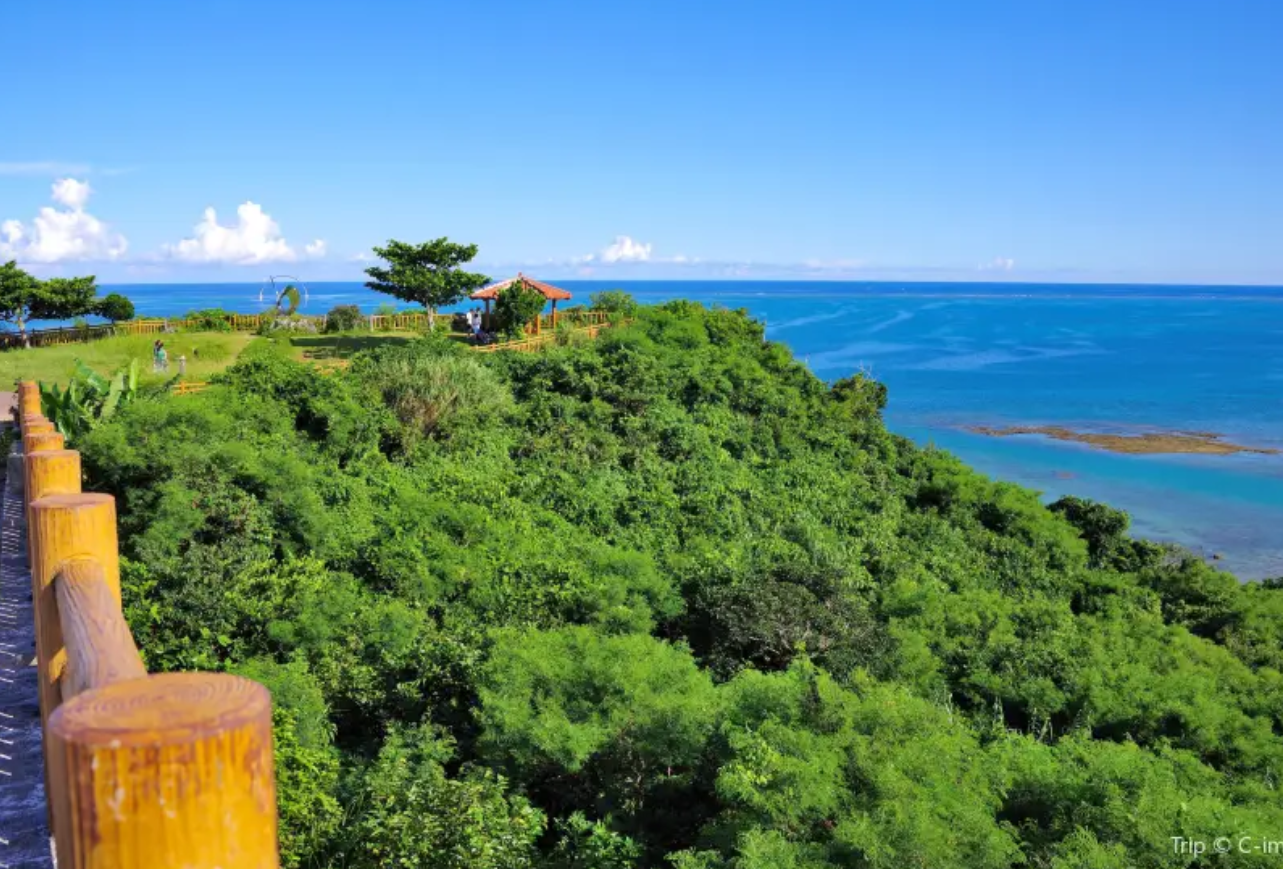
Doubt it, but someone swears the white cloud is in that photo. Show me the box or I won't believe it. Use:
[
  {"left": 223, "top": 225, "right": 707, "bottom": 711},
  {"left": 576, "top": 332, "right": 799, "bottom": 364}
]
[
  {"left": 51, "top": 178, "right": 91, "bottom": 210},
  {"left": 980, "top": 257, "right": 1015, "bottom": 271},
  {"left": 0, "top": 161, "right": 92, "bottom": 177},
  {"left": 599, "top": 235, "right": 653, "bottom": 263},
  {"left": 571, "top": 235, "right": 661, "bottom": 265},
  {"left": 164, "top": 201, "right": 320, "bottom": 264},
  {"left": 0, "top": 177, "right": 127, "bottom": 263}
]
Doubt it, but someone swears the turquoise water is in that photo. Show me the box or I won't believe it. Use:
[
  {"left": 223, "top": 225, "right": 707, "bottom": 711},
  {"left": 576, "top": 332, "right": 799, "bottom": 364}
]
[{"left": 99, "top": 280, "right": 1283, "bottom": 578}]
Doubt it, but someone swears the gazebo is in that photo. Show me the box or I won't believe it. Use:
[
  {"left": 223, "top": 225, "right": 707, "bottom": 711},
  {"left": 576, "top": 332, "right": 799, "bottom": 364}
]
[{"left": 470, "top": 273, "right": 573, "bottom": 333}]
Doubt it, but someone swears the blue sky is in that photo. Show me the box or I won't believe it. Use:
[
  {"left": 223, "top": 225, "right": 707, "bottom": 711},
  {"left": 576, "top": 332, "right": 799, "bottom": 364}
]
[{"left": 2, "top": 0, "right": 1281, "bottom": 284}]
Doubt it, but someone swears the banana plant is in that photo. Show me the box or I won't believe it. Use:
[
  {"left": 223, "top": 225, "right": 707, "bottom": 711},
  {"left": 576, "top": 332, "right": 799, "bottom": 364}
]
[{"left": 39, "top": 359, "right": 141, "bottom": 440}]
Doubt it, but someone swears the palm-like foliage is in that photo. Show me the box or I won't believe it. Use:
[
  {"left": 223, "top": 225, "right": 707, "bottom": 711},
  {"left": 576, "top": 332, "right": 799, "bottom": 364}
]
[{"left": 40, "top": 359, "right": 143, "bottom": 439}]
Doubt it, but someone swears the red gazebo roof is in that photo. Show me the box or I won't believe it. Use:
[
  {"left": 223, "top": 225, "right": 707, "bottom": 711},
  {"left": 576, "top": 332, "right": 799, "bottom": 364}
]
[{"left": 470, "top": 273, "right": 573, "bottom": 302}]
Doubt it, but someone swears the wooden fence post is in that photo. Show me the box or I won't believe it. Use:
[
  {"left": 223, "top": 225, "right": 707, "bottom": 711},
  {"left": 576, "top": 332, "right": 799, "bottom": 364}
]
[
  {"left": 48, "top": 672, "right": 280, "bottom": 869},
  {"left": 22, "top": 416, "right": 55, "bottom": 438},
  {"left": 24, "top": 431, "right": 67, "bottom": 538},
  {"left": 23, "top": 430, "right": 63, "bottom": 456},
  {"left": 19, "top": 381, "right": 42, "bottom": 418},
  {"left": 26, "top": 447, "right": 81, "bottom": 559}
]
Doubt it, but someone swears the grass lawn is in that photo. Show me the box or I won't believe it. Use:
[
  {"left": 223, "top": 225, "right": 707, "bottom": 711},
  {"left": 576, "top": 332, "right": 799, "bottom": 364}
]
[
  {"left": 0, "top": 332, "right": 257, "bottom": 388},
  {"left": 0, "top": 328, "right": 475, "bottom": 391}
]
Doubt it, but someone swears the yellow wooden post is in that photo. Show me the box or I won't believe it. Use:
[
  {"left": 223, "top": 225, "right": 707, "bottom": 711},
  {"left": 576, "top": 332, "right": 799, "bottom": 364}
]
[
  {"left": 26, "top": 447, "right": 81, "bottom": 568},
  {"left": 22, "top": 416, "right": 55, "bottom": 438},
  {"left": 27, "top": 449, "right": 82, "bottom": 502},
  {"left": 48, "top": 672, "right": 279, "bottom": 869},
  {"left": 23, "top": 430, "right": 63, "bottom": 456},
  {"left": 18, "top": 380, "right": 42, "bottom": 418},
  {"left": 24, "top": 431, "right": 68, "bottom": 544}
]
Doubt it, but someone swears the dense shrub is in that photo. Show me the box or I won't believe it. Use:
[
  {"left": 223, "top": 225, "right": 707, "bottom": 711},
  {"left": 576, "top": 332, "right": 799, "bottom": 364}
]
[
  {"left": 493, "top": 284, "right": 546, "bottom": 338},
  {"left": 324, "top": 304, "right": 366, "bottom": 333},
  {"left": 76, "top": 301, "right": 1283, "bottom": 868},
  {"left": 351, "top": 339, "right": 512, "bottom": 448},
  {"left": 182, "top": 308, "right": 235, "bottom": 332},
  {"left": 589, "top": 290, "right": 638, "bottom": 317},
  {"left": 95, "top": 292, "right": 135, "bottom": 322}
]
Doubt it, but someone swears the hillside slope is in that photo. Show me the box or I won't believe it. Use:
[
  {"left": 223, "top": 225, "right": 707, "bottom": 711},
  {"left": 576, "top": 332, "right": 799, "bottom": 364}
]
[{"left": 80, "top": 302, "right": 1283, "bottom": 868}]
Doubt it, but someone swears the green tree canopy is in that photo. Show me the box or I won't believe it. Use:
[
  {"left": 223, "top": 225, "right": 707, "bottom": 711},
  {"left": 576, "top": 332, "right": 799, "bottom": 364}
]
[
  {"left": 95, "top": 292, "right": 135, "bottom": 322},
  {"left": 364, "top": 238, "right": 489, "bottom": 330},
  {"left": 71, "top": 302, "right": 1283, "bottom": 868},
  {"left": 492, "top": 282, "right": 546, "bottom": 338},
  {"left": 0, "top": 261, "right": 131, "bottom": 342}
]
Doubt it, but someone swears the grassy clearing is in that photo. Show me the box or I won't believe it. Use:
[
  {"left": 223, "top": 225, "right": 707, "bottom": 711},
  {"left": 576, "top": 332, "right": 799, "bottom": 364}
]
[
  {"left": 280, "top": 331, "right": 435, "bottom": 362},
  {"left": 0, "top": 332, "right": 256, "bottom": 388}
]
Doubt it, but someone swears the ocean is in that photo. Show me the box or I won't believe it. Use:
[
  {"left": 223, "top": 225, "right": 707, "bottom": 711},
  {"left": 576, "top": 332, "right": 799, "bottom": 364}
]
[{"left": 100, "top": 280, "right": 1283, "bottom": 579}]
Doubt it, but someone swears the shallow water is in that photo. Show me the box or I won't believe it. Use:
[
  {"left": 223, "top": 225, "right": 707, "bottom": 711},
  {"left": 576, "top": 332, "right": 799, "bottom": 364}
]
[{"left": 99, "top": 280, "right": 1283, "bottom": 579}]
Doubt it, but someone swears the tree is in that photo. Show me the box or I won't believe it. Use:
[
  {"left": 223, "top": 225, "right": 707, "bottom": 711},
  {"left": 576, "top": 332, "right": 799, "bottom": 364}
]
[
  {"left": 493, "top": 283, "right": 546, "bottom": 338},
  {"left": 364, "top": 238, "right": 489, "bottom": 331},
  {"left": 0, "top": 260, "right": 41, "bottom": 345},
  {"left": 589, "top": 290, "right": 638, "bottom": 317},
  {"left": 95, "top": 293, "right": 135, "bottom": 322},
  {"left": 0, "top": 262, "right": 101, "bottom": 346}
]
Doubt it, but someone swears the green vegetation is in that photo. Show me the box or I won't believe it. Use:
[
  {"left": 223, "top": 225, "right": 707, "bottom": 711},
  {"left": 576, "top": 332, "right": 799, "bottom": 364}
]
[
  {"left": 0, "top": 331, "right": 254, "bottom": 387},
  {"left": 40, "top": 360, "right": 145, "bottom": 437},
  {"left": 182, "top": 308, "right": 238, "bottom": 332},
  {"left": 284, "top": 332, "right": 423, "bottom": 363},
  {"left": 324, "top": 305, "right": 366, "bottom": 333},
  {"left": 0, "top": 260, "right": 135, "bottom": 342},
  {"left": 75, "top": 300, "right": 1283, "bottom": 868},
  {"left": 364, "top": 238, "right": 490, "bottom": 331},
  {"left": 589, "top": 289, "right": 639, "bottom": 317},
  {"left": 492, "top": 282, "right": 546, "bottom": 339},
  {"left": 96, "top": 293, "right": 135, "bottom": 322}
]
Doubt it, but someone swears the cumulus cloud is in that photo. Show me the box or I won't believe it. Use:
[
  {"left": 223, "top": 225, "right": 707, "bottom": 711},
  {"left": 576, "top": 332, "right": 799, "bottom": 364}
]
[
  {"left": 980, "top": 257, "right": 1015, "bottom": 271},
  {"left": 0, "top": 177, "right": 127, "bottom": 263},
  {"left": 573, "top": 235, "right": 666, "bottom": 265},
  {"left": 51, "top": 178, "right": 92, "bottom": 210},
  {"left": 164, "top": 201, "right": 324, "bottom": 264},
  {"left": 599, "top": 235, "right": 653, "bottom": 263}
]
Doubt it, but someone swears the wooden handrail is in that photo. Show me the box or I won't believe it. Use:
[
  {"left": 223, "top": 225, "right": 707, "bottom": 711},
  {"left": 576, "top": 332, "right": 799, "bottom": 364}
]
[
  {"left": 54, "top": 559, "right": 146, "bottom": 701},
  {"left": 15, "top": 380, "right": 280, "bottom": 868}
]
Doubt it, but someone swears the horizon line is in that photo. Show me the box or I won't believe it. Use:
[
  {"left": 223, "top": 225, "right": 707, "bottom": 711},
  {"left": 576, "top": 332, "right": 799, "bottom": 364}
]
[{"left": 97, "top": 277, "right": 1283, "bottom": 290}]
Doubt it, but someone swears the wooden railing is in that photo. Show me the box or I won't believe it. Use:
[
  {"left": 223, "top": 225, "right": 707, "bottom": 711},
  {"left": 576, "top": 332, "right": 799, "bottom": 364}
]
[
  {"left": 472, "top": 317, "right": 622, "bottom": 354},
  {"left": 172, "top": 380, "right": 210, "bottom": 396},
  {"left": 5, "top": 310, "right": 619, "bottom": 351},
  {"left": 0, "top": 324, "right": 118, "bottom": 350},
  {"left": 14, "top": 381, "right": 280, "bottom": 868}
]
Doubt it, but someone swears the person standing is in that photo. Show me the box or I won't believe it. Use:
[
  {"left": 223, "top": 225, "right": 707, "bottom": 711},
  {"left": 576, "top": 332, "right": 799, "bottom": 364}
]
[{"left": 157, "top": 341, "right": 169, "bottom": 372}]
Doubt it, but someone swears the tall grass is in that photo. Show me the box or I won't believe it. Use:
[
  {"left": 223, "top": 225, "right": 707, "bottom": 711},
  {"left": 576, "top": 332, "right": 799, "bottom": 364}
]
[{"left": 363, "top": 351, "right": 512, "bottom": 444}]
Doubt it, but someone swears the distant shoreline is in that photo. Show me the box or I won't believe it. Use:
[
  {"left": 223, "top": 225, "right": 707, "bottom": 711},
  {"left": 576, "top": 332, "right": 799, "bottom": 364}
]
[{"left": 966, "top": 425, "right": 1281, "bottom": 456}]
